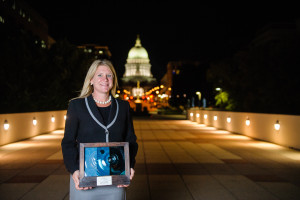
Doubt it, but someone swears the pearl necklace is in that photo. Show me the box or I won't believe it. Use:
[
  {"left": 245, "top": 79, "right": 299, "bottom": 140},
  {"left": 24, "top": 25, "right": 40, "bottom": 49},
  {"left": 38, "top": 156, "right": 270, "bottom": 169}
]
[{"left": 93, "top": 95, "right": 111, "bottom": 104}]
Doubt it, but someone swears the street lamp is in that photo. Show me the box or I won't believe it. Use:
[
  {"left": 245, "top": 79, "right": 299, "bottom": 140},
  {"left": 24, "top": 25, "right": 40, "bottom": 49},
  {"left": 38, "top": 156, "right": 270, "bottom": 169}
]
[
  {"left": 196, "top": 91, "right": 201, "bottom": 107},
  {"left": 196, "top": 91, "right": 201, "bottom": 100}
]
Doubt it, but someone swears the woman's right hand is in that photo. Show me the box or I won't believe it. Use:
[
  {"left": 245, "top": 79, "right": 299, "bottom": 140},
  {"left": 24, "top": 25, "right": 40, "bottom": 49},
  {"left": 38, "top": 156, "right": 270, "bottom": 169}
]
[{"left": 72, "top": 170, "right": 92, "bottom": 190}]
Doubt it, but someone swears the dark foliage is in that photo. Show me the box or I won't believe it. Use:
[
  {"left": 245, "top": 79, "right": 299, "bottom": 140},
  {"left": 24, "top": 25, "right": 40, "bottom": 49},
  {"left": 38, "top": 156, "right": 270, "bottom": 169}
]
[
  {"left": 207, "top": 27, "right": 300, "bottom": 115},
  {"left": 0, "top": 23, "right": 93, "bottom": 114}
]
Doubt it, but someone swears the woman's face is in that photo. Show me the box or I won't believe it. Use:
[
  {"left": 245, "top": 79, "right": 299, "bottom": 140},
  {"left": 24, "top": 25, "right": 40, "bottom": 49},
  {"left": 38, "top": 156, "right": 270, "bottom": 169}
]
[{"left": 90, "top": 65, "right": 114, "bottom": 95}]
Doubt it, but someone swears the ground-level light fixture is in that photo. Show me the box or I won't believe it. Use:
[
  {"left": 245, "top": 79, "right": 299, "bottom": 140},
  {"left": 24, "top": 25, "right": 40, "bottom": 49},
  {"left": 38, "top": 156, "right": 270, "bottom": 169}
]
[
  {"left": 51, "top": 115, "right": 55, "bottom": 123},
  {"left": 245, "top": 117, "right": 250, "bottom": 126},
  {"left": 4, "top": 119, "right": 9, "bottom": 130},
  {"left": 274, "top": 120, "right": 280, "bottom": 130},
  {"left": 227, "top": 117, "right": 231, "bottom": 123},
  {"left": 33, "top": 117, "right": 37, "bottom": 126}
]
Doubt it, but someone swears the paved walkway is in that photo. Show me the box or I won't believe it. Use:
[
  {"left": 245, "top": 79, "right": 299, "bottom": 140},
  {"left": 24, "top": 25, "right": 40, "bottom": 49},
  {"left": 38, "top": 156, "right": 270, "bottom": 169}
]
[{"left": 1, "top": 116, "right": 300, "bottom": 200}]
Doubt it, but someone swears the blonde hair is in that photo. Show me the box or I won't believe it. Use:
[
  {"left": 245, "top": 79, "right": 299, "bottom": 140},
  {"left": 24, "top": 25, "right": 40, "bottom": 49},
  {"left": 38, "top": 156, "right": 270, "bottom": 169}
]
[{"left": 76, "top": 59, "right": 118, "bottom": 99}]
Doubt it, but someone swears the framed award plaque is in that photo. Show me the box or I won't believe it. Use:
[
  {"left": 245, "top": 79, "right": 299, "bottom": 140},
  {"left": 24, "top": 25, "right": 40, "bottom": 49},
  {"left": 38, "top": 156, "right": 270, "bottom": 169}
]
[{"left": 79, "top": 142, "right": 130, "bottom": 187}]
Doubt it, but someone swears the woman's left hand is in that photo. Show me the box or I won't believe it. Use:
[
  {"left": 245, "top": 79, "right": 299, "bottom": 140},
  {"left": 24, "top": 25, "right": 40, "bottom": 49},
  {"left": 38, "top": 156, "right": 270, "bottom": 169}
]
[{"left": 117, "top": 168, "right": 135, "bottom": 188}]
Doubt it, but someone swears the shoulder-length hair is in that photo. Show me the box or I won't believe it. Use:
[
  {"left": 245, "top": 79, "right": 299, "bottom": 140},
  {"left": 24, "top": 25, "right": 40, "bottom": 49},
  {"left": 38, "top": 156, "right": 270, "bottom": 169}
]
[{"left": 76, "top": 59, "right": 119, "bottom": 99}]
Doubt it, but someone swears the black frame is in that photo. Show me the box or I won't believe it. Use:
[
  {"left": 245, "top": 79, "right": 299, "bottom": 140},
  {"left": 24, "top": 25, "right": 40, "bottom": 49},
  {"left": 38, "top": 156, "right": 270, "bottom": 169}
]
[{"left": 79, "top": 142, "right": 130, "bottom": 187}]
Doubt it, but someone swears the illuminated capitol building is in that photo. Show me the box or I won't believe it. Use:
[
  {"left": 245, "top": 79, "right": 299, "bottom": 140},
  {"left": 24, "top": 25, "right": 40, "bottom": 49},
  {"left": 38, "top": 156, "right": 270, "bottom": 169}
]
[{"left": 121, "top": 35, "right": 156, "bottom": 99}]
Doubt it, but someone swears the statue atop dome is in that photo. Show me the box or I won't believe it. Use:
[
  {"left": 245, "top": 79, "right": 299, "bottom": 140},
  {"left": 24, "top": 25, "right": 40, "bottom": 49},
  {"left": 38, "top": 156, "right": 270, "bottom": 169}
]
[
  {"left": 127, "top": 34, "right": 149, "bottom": 60},
  {"left": 135, "top": 34, "right": 142, "bottom": 47}
]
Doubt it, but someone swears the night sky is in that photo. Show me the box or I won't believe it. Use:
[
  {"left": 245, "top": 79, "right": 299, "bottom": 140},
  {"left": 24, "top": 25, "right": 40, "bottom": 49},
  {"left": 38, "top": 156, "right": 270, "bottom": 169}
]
[{"left": 25, "top": 1, "right": 300, "bottom": 80}]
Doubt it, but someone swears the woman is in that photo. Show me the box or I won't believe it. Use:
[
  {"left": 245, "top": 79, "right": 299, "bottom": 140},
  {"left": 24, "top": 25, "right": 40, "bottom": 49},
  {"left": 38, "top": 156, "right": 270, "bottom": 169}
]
[{"left": 61, "top": 59, "right": 138, "bottom": 200}]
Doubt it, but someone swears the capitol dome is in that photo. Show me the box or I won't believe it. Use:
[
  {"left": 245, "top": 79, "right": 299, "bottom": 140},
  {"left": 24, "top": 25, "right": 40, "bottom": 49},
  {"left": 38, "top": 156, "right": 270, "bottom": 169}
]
[
  {"left": 128, "top": 35, "right": 149, "bottom": 59},
  {"left": 122, "top": 34, "right": 156, "bottom": 86}
]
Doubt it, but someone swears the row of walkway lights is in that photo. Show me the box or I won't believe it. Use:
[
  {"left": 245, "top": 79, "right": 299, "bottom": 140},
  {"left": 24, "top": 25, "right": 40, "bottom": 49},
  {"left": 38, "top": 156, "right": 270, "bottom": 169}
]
[
  {"left": 190, "top": 112, "right": 281, "bottom": 130},
  {"left": 3, "top": 115, "right": 67, "bottom": 130}
]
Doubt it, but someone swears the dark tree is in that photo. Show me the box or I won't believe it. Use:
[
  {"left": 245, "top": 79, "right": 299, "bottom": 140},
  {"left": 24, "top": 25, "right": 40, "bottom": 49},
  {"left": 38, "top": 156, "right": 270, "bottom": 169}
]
[
  {"left": 207, "top": 24, "right": 300, "bottom": 115},
  {"left": 0, "top": 23, "right": 93, "bottom": 113}
]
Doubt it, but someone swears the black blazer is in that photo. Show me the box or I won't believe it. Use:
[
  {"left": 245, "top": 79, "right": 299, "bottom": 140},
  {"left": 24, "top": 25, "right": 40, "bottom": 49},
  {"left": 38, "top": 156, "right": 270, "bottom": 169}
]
[{"left": 61, "top": 94, "right": 138, "bottom": 174}]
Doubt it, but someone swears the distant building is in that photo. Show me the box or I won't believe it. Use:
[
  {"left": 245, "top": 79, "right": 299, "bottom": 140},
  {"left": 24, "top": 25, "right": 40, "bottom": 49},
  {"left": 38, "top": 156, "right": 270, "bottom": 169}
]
[
  {"left": 160, "top": 62, "right": 174, "bottom": 98},
  {"left": 0, "top": 0, "right": 55, "bottom": 48},
  {"left": 161, "top": 61, "right": 211, "bottom": 107},
  {"left": 250, "top": 22, "right": 300, "bottom": 48},
  {"left": 77, "top": 44, "right": 112, "bottom": 60},
  {"left": 122, "top": 35, "right": 156, "bottom": 97}
]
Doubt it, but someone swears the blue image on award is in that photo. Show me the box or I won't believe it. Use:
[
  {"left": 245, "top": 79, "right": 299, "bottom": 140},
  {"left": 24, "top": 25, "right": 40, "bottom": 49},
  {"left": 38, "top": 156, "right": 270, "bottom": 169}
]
[{"left": 84, "top": 146, "right": 125, "bottom": 177}]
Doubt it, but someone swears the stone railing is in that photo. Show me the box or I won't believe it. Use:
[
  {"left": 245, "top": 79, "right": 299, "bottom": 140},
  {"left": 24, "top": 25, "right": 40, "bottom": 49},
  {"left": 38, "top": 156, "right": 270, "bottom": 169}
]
[
  {"left": 0, "top": 110, "right": 67, "bottom": 146},
  {"left": 187, "top": 108, "right": 300, "bottom": 150}
]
